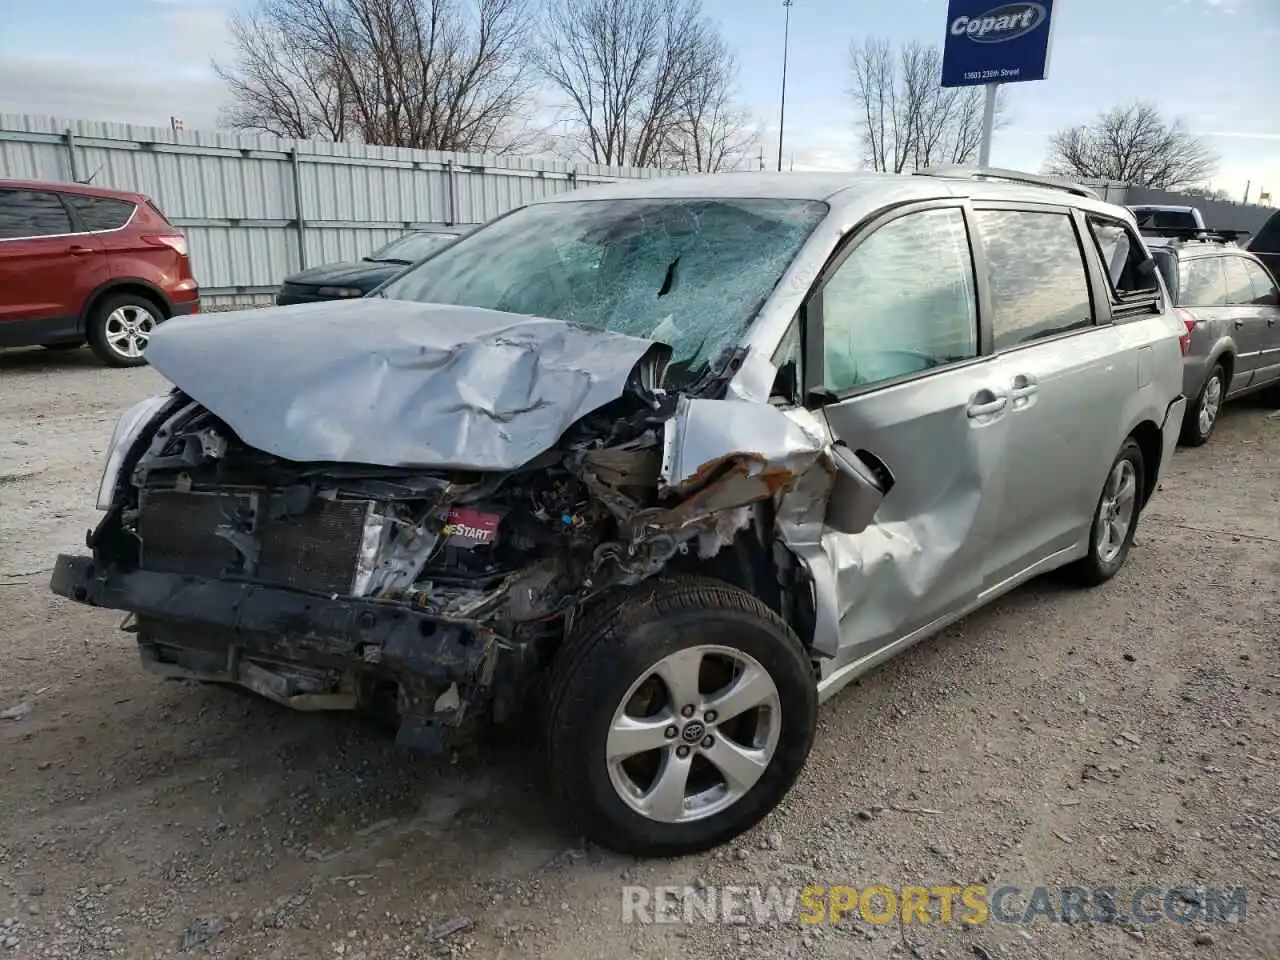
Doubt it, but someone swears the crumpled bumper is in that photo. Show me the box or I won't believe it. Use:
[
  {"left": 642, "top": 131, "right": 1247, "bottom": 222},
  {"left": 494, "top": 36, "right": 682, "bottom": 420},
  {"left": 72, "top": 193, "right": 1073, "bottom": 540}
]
[{"left": 50, "top": 553, "right": 503, "bottom": 751}]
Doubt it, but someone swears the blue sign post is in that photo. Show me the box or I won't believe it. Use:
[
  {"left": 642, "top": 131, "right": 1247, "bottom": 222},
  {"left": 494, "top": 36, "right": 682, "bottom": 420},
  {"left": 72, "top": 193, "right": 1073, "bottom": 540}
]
[{"left": 940, "top": 0, "right": 1057, "bottom": 165}]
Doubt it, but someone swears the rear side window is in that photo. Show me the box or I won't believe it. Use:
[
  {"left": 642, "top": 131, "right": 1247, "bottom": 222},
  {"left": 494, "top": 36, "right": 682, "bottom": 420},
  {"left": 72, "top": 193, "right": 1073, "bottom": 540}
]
[
  {"left": 1088, "top": 218, "right": 1158, "bottom": 298},
  {"left": 1238, "top": 258, "right": 1279, "bottom": 306},
  {"left": 0, "top": 189, "right": 73, "bottom": 239},
  {"left": 974, "top": 209, "right": 1093, "bottom": 349},
  {"left": 1177, "top": 257, "right": 1227, "bottom": 307},
  {"left": 65, "top": 195, "right": 136, "bottom": 231},
  {"left": 1152, "top": 250, "right": 1178, "bottom": 298},
  {"left": 1223, "top": 257, "right": 1255, "bottom": 306}
]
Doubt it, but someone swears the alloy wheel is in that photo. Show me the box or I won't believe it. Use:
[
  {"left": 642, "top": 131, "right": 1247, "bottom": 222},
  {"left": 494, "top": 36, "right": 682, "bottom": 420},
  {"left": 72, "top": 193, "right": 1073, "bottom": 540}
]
[
  {"left": 605, "top": 644, "right": 782, "bottom": 824},
  {"left": 1198, "top": 373, "right": 1222, "bottom": 437},
  {"left": 1095, "top": 458, "right": 1138, "bottom": 565},
  {"left": 103, "top": 305, "right": 157, "bottom": 360}
]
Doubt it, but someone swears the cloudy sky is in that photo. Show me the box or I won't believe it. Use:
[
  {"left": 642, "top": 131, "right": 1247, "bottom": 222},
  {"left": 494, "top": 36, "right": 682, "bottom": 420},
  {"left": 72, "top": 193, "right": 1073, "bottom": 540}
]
[{"left": 1, "top": 0, "right": 1277, "bottom": 198}]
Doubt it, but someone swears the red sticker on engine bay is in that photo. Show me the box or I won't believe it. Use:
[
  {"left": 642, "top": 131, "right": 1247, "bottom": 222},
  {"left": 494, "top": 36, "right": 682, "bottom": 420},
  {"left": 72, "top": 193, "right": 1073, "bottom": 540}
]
[{"left": 442, "top": 507, "right": 501, "bottom": 547}]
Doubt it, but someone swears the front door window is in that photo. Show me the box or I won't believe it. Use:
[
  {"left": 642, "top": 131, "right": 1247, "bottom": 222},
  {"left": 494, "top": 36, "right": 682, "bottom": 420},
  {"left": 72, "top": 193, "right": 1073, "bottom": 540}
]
[{"left": 819, "top": 207, "right": 979, "bottom": 393}]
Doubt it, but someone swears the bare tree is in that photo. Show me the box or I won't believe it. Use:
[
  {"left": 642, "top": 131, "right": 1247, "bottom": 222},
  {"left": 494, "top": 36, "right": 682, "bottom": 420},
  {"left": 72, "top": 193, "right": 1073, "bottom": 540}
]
[
  {"left": 217, "top": 9, "right": 350, "bottom": 139},
  {"left": 1045, "top": 102, "right": 1218, "bottom": 189},
  {"left": 847, "top": 38, "right": 1005, "bottom": 173},
  {"left": 660, "top": 37, "right": 758, "bottom": 172},
  {"left": 533, "top": 0, "right": 747, "bottom": 169},
  {"left": 215, "top": 0, "right": 537, "bottom": 153}
]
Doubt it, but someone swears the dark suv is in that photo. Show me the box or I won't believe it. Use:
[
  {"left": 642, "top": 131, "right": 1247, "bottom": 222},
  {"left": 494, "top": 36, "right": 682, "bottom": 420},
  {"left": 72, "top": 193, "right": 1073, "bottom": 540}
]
[
  {"left": 1247, "top": 207, "right": 1280, "bottom": 286},
  {"left": 0, "top": 179, "right": 200, "bottom": 367}
]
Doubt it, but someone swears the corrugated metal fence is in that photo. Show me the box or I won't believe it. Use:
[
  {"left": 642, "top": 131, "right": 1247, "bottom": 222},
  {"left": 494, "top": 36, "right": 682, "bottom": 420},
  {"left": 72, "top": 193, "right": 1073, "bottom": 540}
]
[
  {"left": 0, "top": 115, "right": 673, "bottom": 308},
  {"left": 3, "top": 116, "right": 1274, "bottom": 309}
]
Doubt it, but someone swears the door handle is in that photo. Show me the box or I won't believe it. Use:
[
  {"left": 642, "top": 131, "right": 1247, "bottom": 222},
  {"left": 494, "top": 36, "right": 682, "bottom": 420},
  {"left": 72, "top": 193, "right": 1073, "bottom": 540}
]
[
  {"left": 966, "top": 389, "right": 1008, "bottom": 419},
  {"left": 1010, "top": 373, "right": 1039, "bottom": 401},
  {"left": 66, "top": 245, "right": 93, "bottom": 256},
  {"left": 1234, "top": 318, "right": 1245, "bottom": 328}
]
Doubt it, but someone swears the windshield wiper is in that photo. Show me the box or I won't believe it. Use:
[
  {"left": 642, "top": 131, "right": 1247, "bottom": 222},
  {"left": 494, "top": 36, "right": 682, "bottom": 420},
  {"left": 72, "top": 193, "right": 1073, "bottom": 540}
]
[{"left": 365, "top": 257, "right": 412, "bottom": 265}]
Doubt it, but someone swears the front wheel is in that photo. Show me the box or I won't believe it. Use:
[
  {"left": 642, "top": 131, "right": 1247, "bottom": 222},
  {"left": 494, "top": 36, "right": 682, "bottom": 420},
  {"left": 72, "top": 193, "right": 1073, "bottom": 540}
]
[
  {"left": 1067, "top": 439, "right": 1144, "bottom": 586},
  {"left": 543, "top": 577, "right": 817, "bottom": 857}
]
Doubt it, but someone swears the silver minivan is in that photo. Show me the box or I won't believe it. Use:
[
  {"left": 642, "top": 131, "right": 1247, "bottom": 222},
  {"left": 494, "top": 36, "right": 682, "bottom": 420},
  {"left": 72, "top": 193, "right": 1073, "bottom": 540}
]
[{"left": 52, "top": 168, "right": 1186, "bottom": 857}]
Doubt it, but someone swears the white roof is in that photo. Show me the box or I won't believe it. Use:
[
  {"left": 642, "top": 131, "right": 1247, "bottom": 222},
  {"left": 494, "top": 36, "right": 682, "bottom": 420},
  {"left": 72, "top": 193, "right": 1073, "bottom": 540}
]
[{"left": 539, "top": 169, "right": 1132, "bottom": 223}]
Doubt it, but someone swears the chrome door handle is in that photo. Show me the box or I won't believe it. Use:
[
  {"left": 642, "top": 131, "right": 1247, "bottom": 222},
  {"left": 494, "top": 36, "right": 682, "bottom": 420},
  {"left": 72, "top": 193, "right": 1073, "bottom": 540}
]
[
  {"left": 966, "top": 391, "right": 1008, "bottom": 418},
  {"left": 1010, "top": 373, "right": 1038, "bottom": 401},
  {"left": 1234, "top": 318, "right": 1245, "bottom": 328}
]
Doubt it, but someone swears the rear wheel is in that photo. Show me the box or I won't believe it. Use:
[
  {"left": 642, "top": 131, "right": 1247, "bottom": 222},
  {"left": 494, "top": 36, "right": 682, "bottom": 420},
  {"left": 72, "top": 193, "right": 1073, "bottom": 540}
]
[
  {"left": 88, "top": 293, "right": 163, "bottom": 368},
  {"left": 1067, "top": 439, "right": 1144, "bottom": 587},
  {"left": 1180, "top": 363, "right": 1225, "bottom": 446},
  {"left": 544, "top": 577, "right": 816, "bottom": 857}
]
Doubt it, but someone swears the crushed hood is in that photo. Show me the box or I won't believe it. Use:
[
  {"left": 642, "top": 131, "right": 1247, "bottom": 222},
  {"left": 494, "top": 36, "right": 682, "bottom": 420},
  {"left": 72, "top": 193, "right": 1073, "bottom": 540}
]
[{"left": 144, "top": 299, "right": 667, "bottom": 471}]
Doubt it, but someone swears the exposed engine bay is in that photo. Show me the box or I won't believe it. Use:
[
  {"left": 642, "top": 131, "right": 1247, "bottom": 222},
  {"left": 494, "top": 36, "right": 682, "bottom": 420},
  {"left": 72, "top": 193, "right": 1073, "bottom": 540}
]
[
  {"left": 51, "top": 305, "right": 893, "bottom": 754},
  {"left": 56, "top": 379, "right": 889, "bottom": 753}
]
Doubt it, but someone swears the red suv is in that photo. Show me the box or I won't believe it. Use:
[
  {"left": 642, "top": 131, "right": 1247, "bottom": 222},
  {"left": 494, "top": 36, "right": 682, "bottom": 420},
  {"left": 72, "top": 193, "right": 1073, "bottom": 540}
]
[{"left": 0, "top": 179, "right": 200, "bottom": 367}]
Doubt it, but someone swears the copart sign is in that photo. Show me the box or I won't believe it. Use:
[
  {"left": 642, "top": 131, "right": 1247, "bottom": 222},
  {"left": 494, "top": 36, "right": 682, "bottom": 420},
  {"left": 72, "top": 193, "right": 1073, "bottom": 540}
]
[{"left": 940, "top": 0, "right": 1056, "bottom": 87}]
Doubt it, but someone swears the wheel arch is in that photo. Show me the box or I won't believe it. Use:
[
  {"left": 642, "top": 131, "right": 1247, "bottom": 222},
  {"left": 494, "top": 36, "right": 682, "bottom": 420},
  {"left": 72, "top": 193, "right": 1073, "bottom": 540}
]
[
  {"left": 663, "top": 513, "right": 817, "bottom": 654},
  {"left": 1127, "top": 419, "right": 1162, "bottom": 508},
  {"left": 78, "top": 279, "right": 173, "bottom": 333},
  {"left": 1209, "top": 348, "right": 1235, "bottom": 390}
]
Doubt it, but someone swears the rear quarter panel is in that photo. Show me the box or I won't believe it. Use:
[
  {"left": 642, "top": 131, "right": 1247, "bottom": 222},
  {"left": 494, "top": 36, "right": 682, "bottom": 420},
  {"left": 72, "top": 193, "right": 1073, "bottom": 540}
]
[
  {"left": 100, "top": 204, "right": 198, "bottom": 309},
  {"left": 1124, "top": 309, "right": 1185, "bottom": 491},
  {"left": 1182, "top": 310, "right": 1240, "bottom": 398}
]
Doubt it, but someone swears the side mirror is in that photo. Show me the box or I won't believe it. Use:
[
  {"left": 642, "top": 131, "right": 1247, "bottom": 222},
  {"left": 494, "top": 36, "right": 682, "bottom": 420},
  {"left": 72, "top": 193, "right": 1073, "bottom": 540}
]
[{"left": 825, "top": 442, "right": 894, "bottom": 536}]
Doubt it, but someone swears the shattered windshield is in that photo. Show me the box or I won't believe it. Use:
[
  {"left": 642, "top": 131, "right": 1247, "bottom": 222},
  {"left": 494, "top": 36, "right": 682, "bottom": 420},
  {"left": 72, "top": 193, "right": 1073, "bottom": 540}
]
[{"left": 379, "top": 197, "right": 828, "bottom": 380}]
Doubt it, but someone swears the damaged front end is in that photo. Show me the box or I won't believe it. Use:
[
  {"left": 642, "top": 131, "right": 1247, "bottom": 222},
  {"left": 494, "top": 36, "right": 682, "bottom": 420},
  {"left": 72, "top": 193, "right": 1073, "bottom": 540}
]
[{"left": 52, "top": 319, "right": 892, "bottom": 754}]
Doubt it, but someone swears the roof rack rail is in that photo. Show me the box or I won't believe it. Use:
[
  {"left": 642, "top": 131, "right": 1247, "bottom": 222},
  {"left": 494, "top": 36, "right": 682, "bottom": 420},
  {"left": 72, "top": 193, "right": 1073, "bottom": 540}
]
[
  {"left": 1136, "top": 226, "right": 1249, "bottom": 243},
  {"left": 913, "top": 166, "right": 1101, "bottom": 200}
]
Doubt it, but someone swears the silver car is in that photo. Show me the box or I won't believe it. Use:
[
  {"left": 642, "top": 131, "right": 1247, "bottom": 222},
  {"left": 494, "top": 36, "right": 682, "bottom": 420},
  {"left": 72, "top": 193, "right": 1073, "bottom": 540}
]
[
  {"left": 1147, "top": 234, "right": 1280, "bottom": 444},
  {"left": 51, "top": 169, "right": 1186, "bottom": 857}
]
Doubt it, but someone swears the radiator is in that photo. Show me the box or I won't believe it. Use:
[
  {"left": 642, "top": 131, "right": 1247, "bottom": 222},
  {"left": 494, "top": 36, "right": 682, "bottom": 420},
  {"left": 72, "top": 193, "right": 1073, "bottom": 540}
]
[{"left": 137, "top": 489, "right": 368, "bottom": 594}]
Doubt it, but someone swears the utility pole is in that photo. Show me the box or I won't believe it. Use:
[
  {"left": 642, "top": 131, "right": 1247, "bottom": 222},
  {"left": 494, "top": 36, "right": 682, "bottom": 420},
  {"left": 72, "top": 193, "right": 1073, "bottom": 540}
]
[
  {"left": 977, "top": 84, "right": 997, "bottom": 167},
  {"left": 777, "top": 0, "right": 792, "bottom": 172}
]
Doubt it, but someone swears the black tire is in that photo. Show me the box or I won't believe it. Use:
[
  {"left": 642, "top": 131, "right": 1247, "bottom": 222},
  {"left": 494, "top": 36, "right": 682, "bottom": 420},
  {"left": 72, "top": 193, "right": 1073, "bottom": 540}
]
[
  {"left": 543, "top": 576, "right": 816, "bottom": 857},
  {"left": 87, "top": 293, "right": 165, "bottom": 368},
  {"left": 1067, "top": 439, "right": 1145, "bottom": 587},
  {"left": 1179, "top": 363, "right": 1225, "bottom": 446}
]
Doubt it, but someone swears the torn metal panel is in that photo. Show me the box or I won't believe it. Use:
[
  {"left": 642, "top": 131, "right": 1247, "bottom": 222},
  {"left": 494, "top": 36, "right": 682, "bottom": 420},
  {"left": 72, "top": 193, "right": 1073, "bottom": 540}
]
[
  {"left": 659, "top": 396, "right": 829, "bottom": 492},
  {"left": 144, "top": 299, "right": 670, "bottom": 471}
]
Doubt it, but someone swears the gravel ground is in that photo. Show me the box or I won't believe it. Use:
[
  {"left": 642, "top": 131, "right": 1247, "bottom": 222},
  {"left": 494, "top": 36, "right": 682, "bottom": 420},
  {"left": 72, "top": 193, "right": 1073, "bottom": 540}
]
[{"left": 1, "top": 344, "right": 1278, "bottom": 960}]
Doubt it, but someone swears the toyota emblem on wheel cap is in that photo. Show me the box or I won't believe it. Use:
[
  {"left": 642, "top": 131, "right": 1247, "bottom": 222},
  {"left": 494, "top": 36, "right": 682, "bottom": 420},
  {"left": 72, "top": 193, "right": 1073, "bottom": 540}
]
[{"left": 681, "top": 721, "right": 706, "bottom": 743}]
